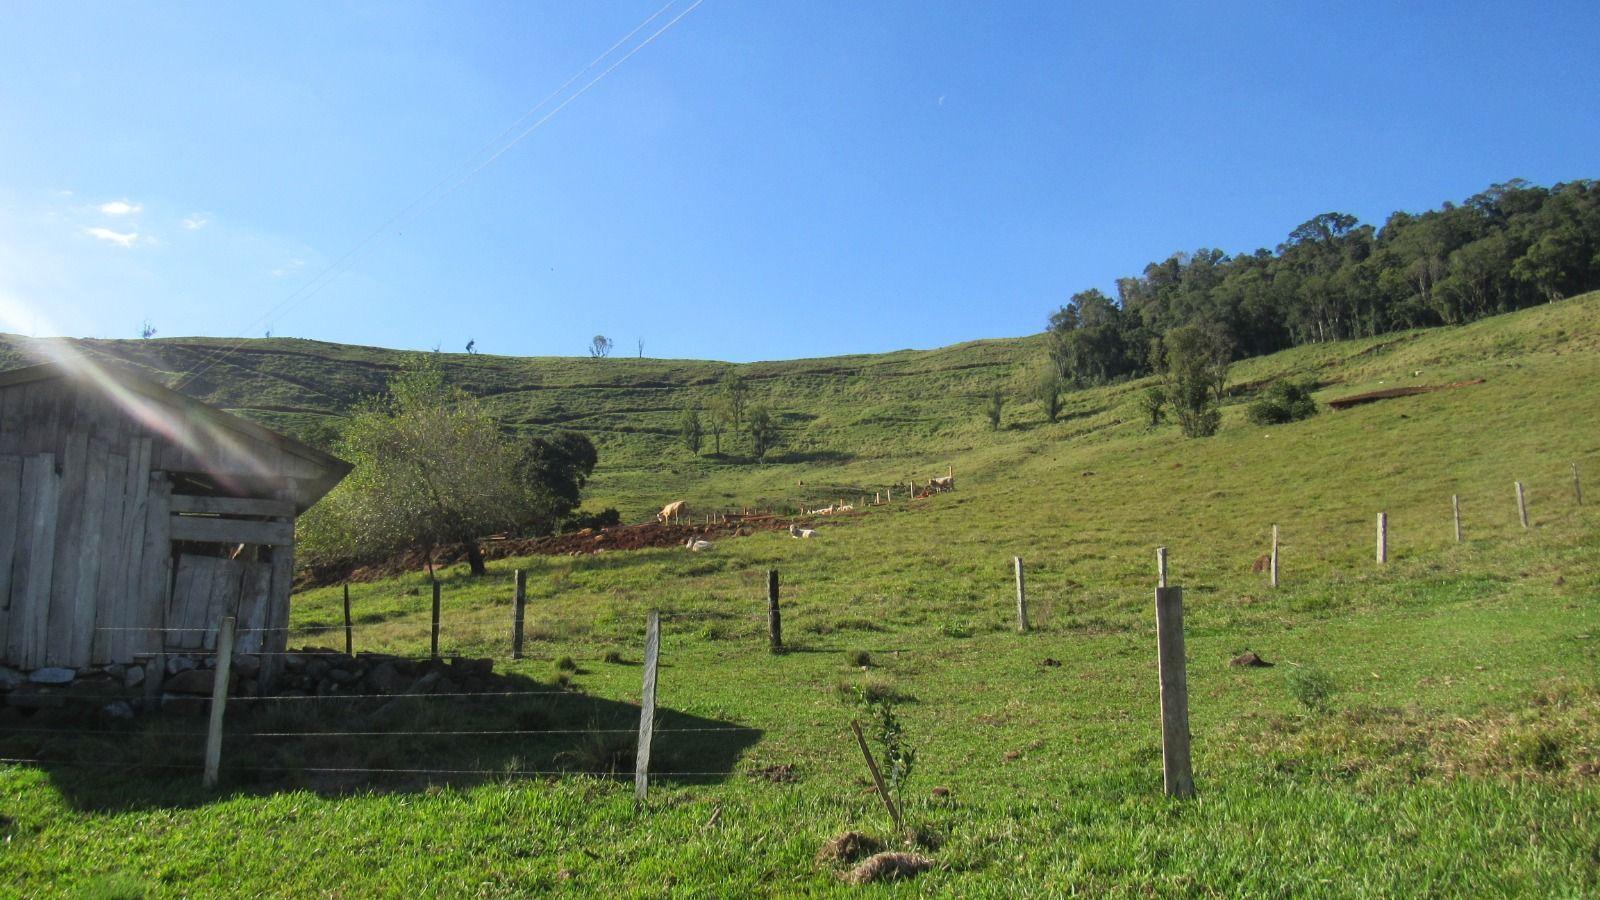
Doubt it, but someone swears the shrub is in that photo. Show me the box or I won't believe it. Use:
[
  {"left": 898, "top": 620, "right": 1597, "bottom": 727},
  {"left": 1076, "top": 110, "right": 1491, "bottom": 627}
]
[
  {"left": 1288, "top": 666, "right": 1336, "bottom": 713},
  {"left": 564, "top": 508, "right": 621, "bottom": 532},
  {"left": 1139, "top": 385, "right": 1166, "bottom": 428},
  {"left": 1247, "top": 378, "right": 1319, "bottom": 425}
]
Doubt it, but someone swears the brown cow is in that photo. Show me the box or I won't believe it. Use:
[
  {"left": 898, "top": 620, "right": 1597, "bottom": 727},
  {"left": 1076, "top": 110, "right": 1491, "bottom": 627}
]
[{"left": 657, "top": 500, "right": 688, "bottom": 523}]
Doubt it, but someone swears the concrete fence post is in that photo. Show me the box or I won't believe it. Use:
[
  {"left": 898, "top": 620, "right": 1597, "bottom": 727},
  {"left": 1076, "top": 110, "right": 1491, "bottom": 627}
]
[{"left": 1013, "top": 556, "right": 1029, "bottom": 633}]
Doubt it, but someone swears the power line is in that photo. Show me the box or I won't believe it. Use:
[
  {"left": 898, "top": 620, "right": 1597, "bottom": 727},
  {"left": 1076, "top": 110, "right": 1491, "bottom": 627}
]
[{"left": 173, "top": 0, "right": 705, "bottom": 392}]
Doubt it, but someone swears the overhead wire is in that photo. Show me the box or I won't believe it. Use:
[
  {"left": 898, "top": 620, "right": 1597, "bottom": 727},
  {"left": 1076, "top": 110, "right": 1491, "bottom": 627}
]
[{"left": 172, "top": 0, "right": 705, "bottom": 392}]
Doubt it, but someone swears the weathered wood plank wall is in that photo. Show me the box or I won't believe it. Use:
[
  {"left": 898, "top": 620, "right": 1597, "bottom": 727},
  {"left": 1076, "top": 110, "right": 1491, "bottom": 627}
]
[{"left": 0, "top": 372, "right": 331, "bottom": 674}]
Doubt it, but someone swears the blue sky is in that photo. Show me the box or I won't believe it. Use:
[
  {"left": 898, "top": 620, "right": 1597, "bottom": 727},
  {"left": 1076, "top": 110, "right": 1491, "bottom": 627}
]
[{"left": 2, "top": 1, "right": 1596, "bottom": 362}]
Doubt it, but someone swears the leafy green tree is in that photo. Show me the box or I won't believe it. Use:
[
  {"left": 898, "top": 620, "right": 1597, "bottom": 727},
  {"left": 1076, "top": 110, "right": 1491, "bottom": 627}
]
[
  {"left": 1138, "top": 385, "right": 1167, "bottom": 428},
  {"left": 706, "top": 394, "right": 732, "bottom": 455},
  {"left": 720, "top": 371, "right": 749, "bottom": 431},
  {"left": 984, "top": 389, "right": 1005, "bottom": 431},
  {"left": 1158, "top": 324, "right": 1230, "bottom": 438},
  {"left": 747, "top": 406, "right": 778, "bottom": 460},
  {"left": 1030, "top": 363, "right": 1064, "bottom": 422},
  {"left": 512, "top": 431, "right": 597, "bottom": 536},
  {"left": 679, "top": 406, "right": 703, "bottom": 455},
  {"left": 299, "top": 358, "right": 553, "bottom": 577},
  {"left": 1047, "top": 289, "right": 1140, "bottom": 386}
]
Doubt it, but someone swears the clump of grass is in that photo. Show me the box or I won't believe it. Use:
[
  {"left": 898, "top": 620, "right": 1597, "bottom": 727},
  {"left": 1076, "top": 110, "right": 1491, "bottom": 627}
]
[
  {"left": 1288, "top": 666, "right": 1337, "bottom": 713},
  {"left": 836, "top": 675, "right": 911, "bottom": 705},
  {"left": 848, "top": 649, "right": 873, "bottom": 668},
  {"left": 554, "top": 672, "right": 573, "bottom": 688},
  {"left": 1506, "top": 730, "right": 1566, "bottom": 773},
  {"left": 939, "top": 621, "right": 973, "bottom": 639},
  {"left": 555, "top": 656, "right": 577, "bottom": 673},
  {"left": 555, "top": 728, "right": 635, "bottom": 775},
  {"left": 602, "top": 649, "right": 624, "bottom": 664}
]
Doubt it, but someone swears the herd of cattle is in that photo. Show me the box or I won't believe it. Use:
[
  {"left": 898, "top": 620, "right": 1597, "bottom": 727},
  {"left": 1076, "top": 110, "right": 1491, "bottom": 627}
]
[{"left": 655, "top": 472, "right": 955, "bottom": 549}]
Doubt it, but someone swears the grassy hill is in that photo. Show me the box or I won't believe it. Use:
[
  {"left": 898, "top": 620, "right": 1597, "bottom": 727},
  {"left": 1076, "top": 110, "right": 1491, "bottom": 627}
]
[
  {"left": 0, "top": 329, "right": 1045, "bottom": 519},
  {"left": 2, "top": 295, "right": 1599, "bottom": 895}
]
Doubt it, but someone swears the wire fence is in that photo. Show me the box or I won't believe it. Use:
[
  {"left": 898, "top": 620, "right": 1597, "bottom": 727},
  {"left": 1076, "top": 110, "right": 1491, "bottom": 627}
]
[{"left": 2, "top": 461, "right": 1588, "bottom": 799}]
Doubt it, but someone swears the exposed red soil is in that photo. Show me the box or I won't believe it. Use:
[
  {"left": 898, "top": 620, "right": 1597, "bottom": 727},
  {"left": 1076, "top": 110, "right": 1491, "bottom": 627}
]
[
  {"left": 299, "top": 489, "right": 957, "bottom": 589},
  {"left": 299, "top": 513, "right": 830, "bottom": 588}
]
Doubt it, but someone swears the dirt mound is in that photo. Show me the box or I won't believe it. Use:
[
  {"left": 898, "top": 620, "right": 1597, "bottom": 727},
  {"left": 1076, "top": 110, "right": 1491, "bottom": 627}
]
[
  {"left": 841, "top": 852, "right": 935, "bottom": 885},
  {"left": 816, "top": 831, "right": 885, "bottom": 865},
  {"left": 1327, "top": 378, "right": 1484, "bottom": 410}
]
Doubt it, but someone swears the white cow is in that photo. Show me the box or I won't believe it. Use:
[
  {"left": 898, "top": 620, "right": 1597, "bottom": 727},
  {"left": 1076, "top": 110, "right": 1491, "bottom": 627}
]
[
  {"left": 657, "top": 500, "right": 688, "bottom": 523},
  {"left": 685, "top": 538, "right": 714, "bottom": 551}
]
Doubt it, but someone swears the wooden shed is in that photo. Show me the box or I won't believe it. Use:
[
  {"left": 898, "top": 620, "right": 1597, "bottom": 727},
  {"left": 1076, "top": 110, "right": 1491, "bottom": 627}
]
[{"left": 0, "top": 362, "right": 349, "bottom": 685}]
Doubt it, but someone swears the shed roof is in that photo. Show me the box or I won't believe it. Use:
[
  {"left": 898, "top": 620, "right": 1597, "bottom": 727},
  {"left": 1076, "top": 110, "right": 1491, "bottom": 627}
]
[{"left": 0, "top": 362, "right": 351, "bottom": 511}]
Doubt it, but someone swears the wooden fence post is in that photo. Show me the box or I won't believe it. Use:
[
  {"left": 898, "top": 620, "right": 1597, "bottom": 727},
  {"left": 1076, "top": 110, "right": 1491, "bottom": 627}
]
[
  {"left": 511, "top": 569, "right": 527, "bottom": 660},
  {"left": 431, "top": 580, "right": 441, "bottom": 659},
  {"left": 1013, "top": 556, "right": 1029, "bottom": 633},
  {"left": 635, "top": 611, "right": 661, "bottom": 802},
  {"left": 1156, "top": 547, "right": 1168, "bottom": 588},
  {"left": 1377, "top": 513, "right": 1388, "bottom": 565},
  {"left": 767, "top": 569, "right": 782, "bottom": 653},
  {"left": 1516, "top": 481, "right": 1529, "bottom": 529},
  {"left": 342, "top": 584, "right": 353, "bottom": 656},
  {"left": 887, "top": 487, "right": 892, "bottom": 503},
  {"left": 203, "top": 615, "right": 236, "bottom": 789},
  {"left": 1270, "top": 526, "right": 1279, "bottom": 588},
  {"left": 1154, "top": 587, "right": 1193, "bottom": 799},
  {"left": 1574, "top": 463, "right": 1584, "bottom": 506},
  {"left": 1452, "top": 494, "right": 1462, "bottom": 543}
]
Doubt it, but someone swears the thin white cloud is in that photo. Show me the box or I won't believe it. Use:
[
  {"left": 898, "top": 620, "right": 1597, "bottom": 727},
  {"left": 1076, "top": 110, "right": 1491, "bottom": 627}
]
[
  {"left": 269, "top": 257, "right": 306, "bottom": 278},
  {"left": 181, "top": 213, "right": 210, "bottom": 230},
  {"left": 84, "top": 226, "right": 140, "bottom": 248},
  {"left": 99, "top": 199, "right": 142, "bottom": 216}
]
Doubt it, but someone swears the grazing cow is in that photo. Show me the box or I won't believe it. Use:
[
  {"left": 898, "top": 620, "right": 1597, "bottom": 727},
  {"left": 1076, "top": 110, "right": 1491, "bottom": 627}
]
[
  {"left": 657, "top": 500, "right": 688, "bottom": 523},
  {"left": 930, "top": 475, "right": 954, "bottom": 492}
]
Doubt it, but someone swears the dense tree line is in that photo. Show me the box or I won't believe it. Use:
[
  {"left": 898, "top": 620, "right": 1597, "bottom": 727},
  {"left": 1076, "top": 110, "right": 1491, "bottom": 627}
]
[{"left": 1048, "top": 179, "right": 1600, "bottom": 385}]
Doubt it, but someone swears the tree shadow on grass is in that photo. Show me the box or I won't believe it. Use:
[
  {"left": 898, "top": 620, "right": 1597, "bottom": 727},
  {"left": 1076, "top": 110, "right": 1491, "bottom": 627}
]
[{"left": 0, "top": 668, "right": 760, "bottom": 812}]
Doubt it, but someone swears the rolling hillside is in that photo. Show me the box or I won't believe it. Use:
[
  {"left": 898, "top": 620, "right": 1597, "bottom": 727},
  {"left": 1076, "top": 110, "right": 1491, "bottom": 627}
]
[
  {"left": 2, "top": 295, "right": 1599, "bottom": 895},
  {"left": 7, "top": 291, "right": 1598, "bottom": 522}
]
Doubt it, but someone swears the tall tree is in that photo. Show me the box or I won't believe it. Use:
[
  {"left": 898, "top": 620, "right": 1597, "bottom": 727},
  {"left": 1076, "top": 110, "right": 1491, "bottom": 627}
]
[
  {"left": 720, "top": 371, "right": 749, "bottom": 431},
  {"left": 747, "top": 406, "right": 778, "bottom": 460},
  {"left": 705, "top": 394, "right": 731, "bottom": 455},
  {"left": 679, "top": 406, "right": 703, "bottom": 455},
  {"left": 1157, "top": 324, "right": 1231, "bottom": 438},
  {"left": 984, "top": 389, "right": 1005, "bottom": 431}
]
